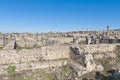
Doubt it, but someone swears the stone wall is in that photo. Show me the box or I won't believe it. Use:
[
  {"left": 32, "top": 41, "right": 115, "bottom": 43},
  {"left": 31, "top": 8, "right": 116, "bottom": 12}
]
[
  {"left": 0, "top": 60, "right": 68, "bottom": 74},
  {"left": 0, "top": 45, "right": 70, "bottom": 65},
  {"left": 84, "top": 44, "right": 117, "bottom": 53},
  {"left": 0, "top": 45, "right": 70, "bottom": 74},
  {"left": 42, "top": 45, "right": 70, "bottom": 60}
]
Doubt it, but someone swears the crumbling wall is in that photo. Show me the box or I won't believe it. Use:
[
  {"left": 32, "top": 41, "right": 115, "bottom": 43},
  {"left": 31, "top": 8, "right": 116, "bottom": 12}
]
[
  {"left": 0, "top": 60, "right": 68, "bottom": 74},
  {"left": 85, "top": 44, "right": 117, "bottom": 53},
  {"left": 42, "top": 45, "right": 70, "bottom": 60},
  {"left": 69, "top": 45, "right": 104, "bottom": 77},
  {"left": 0, "top": 45, "right": 70, "bottom": 74},
  {"left": 0, "top": 45, "right": 70, "bottom": 65}
]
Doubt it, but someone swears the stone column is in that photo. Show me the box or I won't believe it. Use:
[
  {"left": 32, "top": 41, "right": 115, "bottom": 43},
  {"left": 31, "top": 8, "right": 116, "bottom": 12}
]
[{"left": 107, "top": 26, "right": 110, "bottom": 36}]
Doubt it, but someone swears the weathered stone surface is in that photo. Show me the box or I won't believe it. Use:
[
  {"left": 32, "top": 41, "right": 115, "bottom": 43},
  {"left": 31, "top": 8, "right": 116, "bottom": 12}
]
[
  {"left": 68, "top": 60, "right": 87, "bottom": 77},
  {"left": 0, "top": 45, "right": 70, "bottom": 65},
  {"left": 0, "top": 44, "right": 70, "bottom": 74},
  {"left": 0, "top": 60, "right": 68, "bottom": 74},
  {"left": 69, "top": 45, "right": 104, "bottom": 77},
  {"left": 85, "top": 54, "right": 96, "bottom": 72},
  {"left": 96, "top": 64, "right": 104, "bottom": 71},
  {"left": 85, "top": 44, "right": 116, "bottom": 53},
  {"left": 3, "top": 40, "right": 17, "bottom": 50}
]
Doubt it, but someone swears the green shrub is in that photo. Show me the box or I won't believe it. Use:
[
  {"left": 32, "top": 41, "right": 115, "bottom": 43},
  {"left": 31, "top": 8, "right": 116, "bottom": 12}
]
[
  {"left": 0, "top": 47, "right": 3, "bottom": 50},
  {"left": 62, "top": 65, "right": 69, "bottom": 74},
  {"left": 7, "top": 65, "right": 16, "bottom": 75},
  {"left": 33, "top": 44, "right": 41, "bottom": 48},
  {"left": 38, "top": 69, "right": 54, "bottom": 79}
]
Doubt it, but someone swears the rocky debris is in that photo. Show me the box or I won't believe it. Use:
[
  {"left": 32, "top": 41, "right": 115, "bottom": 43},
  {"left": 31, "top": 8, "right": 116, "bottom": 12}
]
[
  {"left": 96, "top": 64, "right": 104, "bottom": 71},
  {"left": 93, "top": 53, "right": 105, "bottom": 59},
  {"left": 84, "top": 53, "right": 96, "bottom": 72},
  {"left": 68, "top": 60, "right": 88, "bottom": 77},
  {"left": 69, "top": 45, "right": 104, "bottom": 77}
]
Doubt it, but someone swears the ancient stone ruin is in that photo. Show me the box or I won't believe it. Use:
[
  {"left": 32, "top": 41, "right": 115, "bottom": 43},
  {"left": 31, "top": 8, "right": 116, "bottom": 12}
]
[{"left": 0, "top": 26, "right": 120, "bottom": 80}]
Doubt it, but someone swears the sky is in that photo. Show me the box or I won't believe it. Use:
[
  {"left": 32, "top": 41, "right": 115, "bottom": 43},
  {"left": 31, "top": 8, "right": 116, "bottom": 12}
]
[{"left": 0, "top": 0, "right": 120, "bottom": 33}]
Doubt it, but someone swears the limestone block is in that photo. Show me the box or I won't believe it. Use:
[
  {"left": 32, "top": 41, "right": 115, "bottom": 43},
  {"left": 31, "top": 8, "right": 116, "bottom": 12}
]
[{"left": 96, "top": 64, "right": 104, "bottom": 71}]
